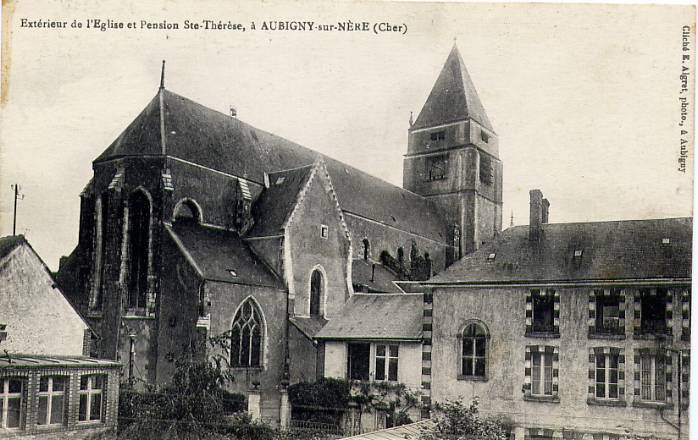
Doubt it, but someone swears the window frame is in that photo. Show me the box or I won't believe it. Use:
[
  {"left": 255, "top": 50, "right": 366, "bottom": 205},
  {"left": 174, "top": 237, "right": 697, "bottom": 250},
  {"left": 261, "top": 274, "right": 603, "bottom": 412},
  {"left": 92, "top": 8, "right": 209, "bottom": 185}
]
[
  {"left": 640, "top": 354, "right": 666, "bottom": 402},
  {"left": 527, "top": 289, "right": 559, "bottom": 336},
  {"left": 78, "top": 375, "right": 105, "bottom": 424},
  {"left": 531, "top": 351, "right": 554, "bottom": 396},
  {"left": 589, "top": 289, "right": 626, "bottom": 337},
  {"left": 37, "top": 375, "right": 68, "bottom": 427},
  {"left": 595, "top": 353, "right": 620, "bottom": 400},
  {"left": 230, "top": 298, "right": 265, "bottom": 369},
  {"left": 374, "top": 344, "right": 399, "bottom": 382},
  {"left": 346, "top": 342, "right": 401, "bottom": 383},
  {"left": 458, "top": 322, "right": 489, "bottom": 381},
  {"left": 0, "top": 377, "right": 25, "bottom": 430}
]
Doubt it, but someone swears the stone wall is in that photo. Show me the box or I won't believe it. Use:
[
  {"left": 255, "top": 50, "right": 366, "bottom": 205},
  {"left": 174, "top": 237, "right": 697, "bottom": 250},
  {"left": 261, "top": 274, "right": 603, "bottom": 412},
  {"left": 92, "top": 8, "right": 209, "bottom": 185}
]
[{"left": 431, "top": 284, "right": 690, "bottom": 439}]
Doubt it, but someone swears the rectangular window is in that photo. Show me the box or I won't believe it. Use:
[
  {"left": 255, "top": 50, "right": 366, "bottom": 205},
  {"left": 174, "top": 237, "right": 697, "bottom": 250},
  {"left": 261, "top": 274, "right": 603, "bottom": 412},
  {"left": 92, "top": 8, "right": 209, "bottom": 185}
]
[
  {"left": 0, "top": 378, "right": 24, "bottom": 429},
  {"left": 532, "top": 290, "right": 555, "bottom": 333},
  {"left": 78, "top": 375, "right": 105, "bottom": 422},
  {"left": 640, "top": 289, "right": 667, "bottom": 334},
  {"left": 429, "top": 131, "right": 445, "bottom": 141},
  {"left": 425, "top": 155, "right": 448, "bottom": 181},
  {"left": 320, "top": 225, "right": 329, "bottom": 239},
  {"left": 531, "top": 352, "right": 553, "bottom": 396},
  {"left": 595, "top": 353, "right": 619, "bottom": 399},
  {"left": 595, "top": 290, "right": 622, "bottom": 334},
  {"left": 38, "top": 376, "right": 67, "bottom": 426},
  {"left": 348, "top": 343, "right": 370, "bottom": 381},
  {"left": 640, "top": 355, "right": 666, "bottom": 402},
  {"left": 375, "top": 344, "right": 399, "bottom": 382}
]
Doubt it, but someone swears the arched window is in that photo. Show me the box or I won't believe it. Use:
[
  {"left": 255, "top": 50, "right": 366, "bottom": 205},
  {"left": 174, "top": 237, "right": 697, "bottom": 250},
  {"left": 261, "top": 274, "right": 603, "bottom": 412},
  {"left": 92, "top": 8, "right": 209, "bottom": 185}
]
[
  {"left": 461, "top": 322, "right": 488, "bottom": 379},
  {"left": 174, "top": 199, "right": 201, "bottom": 224},
  {"left": 91, "top": 193, "right": 110, "bottom": 310},
  {"left": 310, "top": 270, "right": 323, "bottom": 317},
  {"left": 230, "top": 299, "right": 264, "bottom": 368},
  {"left": 362, "top": 239, "right": 370, "bottom": 261},
  {"left": 127, "top": 190, "right": 151, "bottom": 310}
]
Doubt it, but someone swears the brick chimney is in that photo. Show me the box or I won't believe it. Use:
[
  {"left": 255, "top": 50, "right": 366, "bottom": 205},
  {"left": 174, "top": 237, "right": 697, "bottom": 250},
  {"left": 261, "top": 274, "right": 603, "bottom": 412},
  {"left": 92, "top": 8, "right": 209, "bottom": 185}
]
[
  {"left": 542, "top": 198, "right": 550, "bottom": 224},
  {"left": 529, "top": 189, "right": 543, "bottom": 241}
]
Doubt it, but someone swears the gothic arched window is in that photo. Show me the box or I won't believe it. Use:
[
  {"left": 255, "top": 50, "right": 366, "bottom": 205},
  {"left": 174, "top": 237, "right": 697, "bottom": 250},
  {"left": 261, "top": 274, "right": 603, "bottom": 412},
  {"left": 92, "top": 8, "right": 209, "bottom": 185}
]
[
  {"left": 127, "top": 190, "right": 151, "bottom": 310},
  {"left": 230, "top": 299, "right": 263, "bottom": 368},
  {"left": 310, "top": 270, "right": 323, "bottom": 317},
  {"left": 460, "top": 322, "right": 488, "bottom": 379}
]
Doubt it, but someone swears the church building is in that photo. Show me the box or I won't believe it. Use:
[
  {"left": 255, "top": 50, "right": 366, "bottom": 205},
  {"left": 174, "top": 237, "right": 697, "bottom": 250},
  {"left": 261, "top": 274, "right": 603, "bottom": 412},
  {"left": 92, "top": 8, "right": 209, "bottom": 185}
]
[{"left": 56, "top": 44, "right": 503, "bottom": 424}]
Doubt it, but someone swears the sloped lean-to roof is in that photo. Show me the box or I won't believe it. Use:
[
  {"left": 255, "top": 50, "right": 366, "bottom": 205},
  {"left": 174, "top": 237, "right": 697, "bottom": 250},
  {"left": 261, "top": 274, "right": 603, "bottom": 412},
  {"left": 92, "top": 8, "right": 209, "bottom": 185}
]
[
  {"left": 315, "top": 294, "right": 423, "bottom": 341},
  {"left": 351, "top": 259, "right": 403, "bottom": 293},
  {"left": 94, "top": 88, "right": 450, "bottom": 244},
  {"left": 427, "top": 217, "right": 692, "bottom": 285},
  {"left": 410, "top": 44, "right": 493, "bottom": 132},
  {"left": 166, "top": 222, "right": 283, "bottom": 289}
]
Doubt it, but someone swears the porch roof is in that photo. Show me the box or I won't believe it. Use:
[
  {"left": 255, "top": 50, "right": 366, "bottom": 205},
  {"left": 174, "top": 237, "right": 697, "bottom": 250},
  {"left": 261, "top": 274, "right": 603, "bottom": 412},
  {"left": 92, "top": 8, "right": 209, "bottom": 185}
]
[{"left": 315, "top": 294, "right": 423, "bottom": 341}]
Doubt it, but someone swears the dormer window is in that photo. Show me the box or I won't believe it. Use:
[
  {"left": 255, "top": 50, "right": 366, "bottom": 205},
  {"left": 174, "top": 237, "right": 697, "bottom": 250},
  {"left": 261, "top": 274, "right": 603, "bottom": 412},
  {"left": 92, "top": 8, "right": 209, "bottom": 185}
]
[
  {"left": 662, "top": 238, "right": 670, "bottom": 244},
  {"left": 487, "top": 253, "right": 496, "bottom": 261},
  {"left": 573, "top": 249, "right": 583, "bottom": 258},
  {"left": 229, "top": 270, "right": 237, "bottom": 278},
  {"left": 275, "top": 177, "right": 286, "bottom": 185}
]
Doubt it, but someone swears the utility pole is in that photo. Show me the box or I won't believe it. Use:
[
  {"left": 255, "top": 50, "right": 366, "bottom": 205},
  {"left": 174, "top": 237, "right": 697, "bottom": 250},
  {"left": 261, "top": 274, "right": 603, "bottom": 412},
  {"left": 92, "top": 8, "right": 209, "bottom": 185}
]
[{"left": 10, "top": 184, "right": 24, "bottom": 236}]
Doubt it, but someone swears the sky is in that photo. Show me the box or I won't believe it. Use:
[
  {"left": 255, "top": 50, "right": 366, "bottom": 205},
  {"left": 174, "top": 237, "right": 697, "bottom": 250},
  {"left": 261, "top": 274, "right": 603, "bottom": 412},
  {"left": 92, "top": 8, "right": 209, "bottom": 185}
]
[{"left": 0, "top": 0, "right": 694, "bottom": 269}]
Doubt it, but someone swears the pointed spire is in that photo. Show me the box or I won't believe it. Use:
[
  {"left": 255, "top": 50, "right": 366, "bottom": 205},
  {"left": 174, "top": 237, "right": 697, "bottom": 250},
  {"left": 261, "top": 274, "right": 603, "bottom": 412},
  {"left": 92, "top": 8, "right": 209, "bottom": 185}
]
[
  {"left": 411, "top": 44, "right": 493, "bottom": 132},
  {"left": 159, "top": 60, "right": 166, "bottom": 90}
]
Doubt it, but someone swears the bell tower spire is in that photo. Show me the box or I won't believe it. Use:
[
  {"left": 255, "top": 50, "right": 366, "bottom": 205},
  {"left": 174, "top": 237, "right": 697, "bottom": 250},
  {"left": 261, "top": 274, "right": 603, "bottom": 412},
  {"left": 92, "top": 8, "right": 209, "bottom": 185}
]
[{"left": 403, "top": 45, "right": 502, "bottom": 258}]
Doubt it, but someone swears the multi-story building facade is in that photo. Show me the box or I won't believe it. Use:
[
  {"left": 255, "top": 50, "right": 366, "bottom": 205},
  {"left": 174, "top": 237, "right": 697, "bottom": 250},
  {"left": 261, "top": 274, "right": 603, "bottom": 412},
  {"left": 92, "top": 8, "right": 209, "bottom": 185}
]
[{"left": 424, "top": 191, "right": 691, "bottom": 439}]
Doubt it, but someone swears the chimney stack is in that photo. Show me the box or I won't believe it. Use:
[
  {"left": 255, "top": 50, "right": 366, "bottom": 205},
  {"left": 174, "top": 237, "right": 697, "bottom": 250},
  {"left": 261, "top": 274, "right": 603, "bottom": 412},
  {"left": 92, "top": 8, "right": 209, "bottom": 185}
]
[
  {"left": 529, "top": 189, "right": 544, "bottom": 241},
  {"left": 542, "top": 198, "right": 550, "bottom": 224}
]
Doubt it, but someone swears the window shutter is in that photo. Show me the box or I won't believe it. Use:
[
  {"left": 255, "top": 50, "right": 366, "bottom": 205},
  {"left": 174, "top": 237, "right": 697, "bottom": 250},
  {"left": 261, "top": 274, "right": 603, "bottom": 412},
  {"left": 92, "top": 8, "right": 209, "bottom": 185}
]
[
  {"left": 525, "top": 292, "right": 533, "bottom": 334},
  {"left": 588, "top": 291, "right": 597, "bottom": 334}
]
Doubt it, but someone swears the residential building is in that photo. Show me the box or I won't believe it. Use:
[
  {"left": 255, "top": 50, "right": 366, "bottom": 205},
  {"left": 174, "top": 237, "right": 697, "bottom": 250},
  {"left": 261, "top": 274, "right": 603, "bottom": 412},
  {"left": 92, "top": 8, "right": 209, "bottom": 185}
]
[
  {"left": 0, "top": 235, "right": 121, "bottom": 438},
  {"left": 423, "top": 192, "right": 691, "bottom": 439}
]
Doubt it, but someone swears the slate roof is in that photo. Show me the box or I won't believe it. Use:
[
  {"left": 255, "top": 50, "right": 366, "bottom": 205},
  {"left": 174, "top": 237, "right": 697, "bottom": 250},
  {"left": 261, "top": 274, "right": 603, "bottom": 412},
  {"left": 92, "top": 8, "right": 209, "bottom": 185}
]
[
  {"left": 0, "top": 354, "right": 120, "bottom": 369},
  {"left": 411, "top": 44, "right": 493, "bottom": 133},
  {"left": 289, "top": 316, "right": 328, "bottom": 340},
  {"left": 95, "top": 89, "right": 449, "bottom": 243},
  {"left": 351, "top": 259, "right": 402, "bottom": 293},
  {"left": 315, "top": 294, "right": 423, "bottom": 341},
  {"left": 427, "top": 217, "right": 692, "bottom": 284},
  {"left": 0, "top": 235, "right": 23, "bottom": 260},
  {"left": 166, "top": 222, "right": 283, "bottom": 288},
  {"left": 248, "top": 165, "right": 314, "bottom": 237}
]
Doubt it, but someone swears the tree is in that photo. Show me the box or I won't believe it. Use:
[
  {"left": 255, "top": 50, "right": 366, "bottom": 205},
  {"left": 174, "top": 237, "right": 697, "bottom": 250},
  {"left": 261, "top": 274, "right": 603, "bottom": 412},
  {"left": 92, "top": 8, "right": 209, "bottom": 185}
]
[{"left": 420, "top": 398, "right": 510, "bottom": 440}]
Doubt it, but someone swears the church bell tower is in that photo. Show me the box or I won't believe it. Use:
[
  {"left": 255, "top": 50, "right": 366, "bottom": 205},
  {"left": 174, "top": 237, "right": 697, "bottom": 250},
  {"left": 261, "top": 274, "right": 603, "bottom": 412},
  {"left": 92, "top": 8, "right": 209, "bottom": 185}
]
[{"left": 403, "top": 44, "right": 503, "bottom": 257}]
